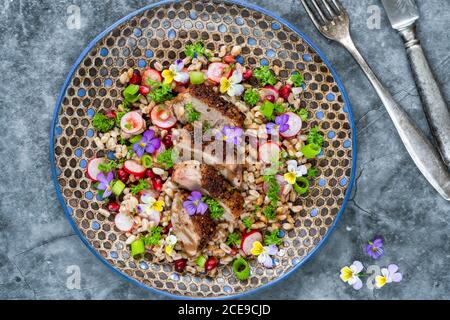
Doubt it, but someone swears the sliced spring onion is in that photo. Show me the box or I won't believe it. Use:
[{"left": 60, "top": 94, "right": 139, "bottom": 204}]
[
  {"left": 233, "top": 258, "right": 251, "bottom": 281},
  {"left": 141, "top": 155, "right": 153, "bottom": 169},
  {"left": 195, "top": 256, "right": 207, "bottom": 268},
  {"left": 301, "top": 143, "right": 321, "bottom": 159},
  {"left": 294, "top": 177, "right": 310, "bottom": 195},
  {"left": 131, "top": 239, "right": 145, "bottom": 257},
  {"left": 129, "top": 135, "right": 142, "bottom": 144},
  {"left": 112, "top": 180, "right": 126, "bottom": 196}
]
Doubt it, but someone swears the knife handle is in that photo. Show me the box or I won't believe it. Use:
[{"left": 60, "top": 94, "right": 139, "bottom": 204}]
[{"left": 399, "top": 24, "right": 450, "bottom": 166}]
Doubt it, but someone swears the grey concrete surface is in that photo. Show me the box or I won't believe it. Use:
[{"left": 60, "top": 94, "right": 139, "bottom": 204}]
[{"left": 0, "top": 0, "right": 449, "bottom": 300}]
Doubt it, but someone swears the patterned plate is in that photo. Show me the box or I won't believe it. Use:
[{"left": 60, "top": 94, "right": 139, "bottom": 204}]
[{"left": 51, "top": 0, "right": 356, "bottom": 299}]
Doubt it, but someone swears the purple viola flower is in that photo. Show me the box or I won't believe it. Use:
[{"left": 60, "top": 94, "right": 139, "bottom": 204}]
[
  {"left": 183, "top": 191, "right": 208, "bottom": 216},
  {"left": 97, "top": 171, "right": 114, "bottom": 199},
  {"left": 132, "top": 129, "right": 161, "bottom": 158},
  {"left": 217, "top": 126, "right": 244, "bottom": 145},
  {"left": 365, "top": 236, "right": 384, "bottom": 260},
  {"left": 266, "top": 114, "right": 290, "bottom": 134}
]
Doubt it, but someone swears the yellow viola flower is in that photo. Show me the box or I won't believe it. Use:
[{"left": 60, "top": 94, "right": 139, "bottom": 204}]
[
  {"left": 339, "top": 261, "right": 363, "bottom": 290},
  {"left": 162, "top": 69, "right": 175, "bottom": 84},
  {"left": 165, "top": 235, "right": 178, "bottom": 255},
  {"left": 251, "top": 241, "right": 278, "bottom": 268},
  {"left": 284, "top": 160, "right": 307, "bottom": 185},
  {"left": 375, "top": 275, "right": 388, "bottom": 289},
  {"left": 219, "top": 70, "right": 244, "bottom": 97},
  {"left": 284, "top": 172, "right": 297, "bottom": 185},
  {"left": 152, "top": 200, "right": 164, "bottom": 213},
  {"left": 251, "top": 241, "right": 264, "bottom": 256},
  {"left": 162, "top": 59, "right": 189, "bottom": 85}
]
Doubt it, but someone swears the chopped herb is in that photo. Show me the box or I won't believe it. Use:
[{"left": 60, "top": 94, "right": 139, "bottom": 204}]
[
  {"left": 116, "top": 111, "right": 126, "bottom": 127},
  {"left": 92, "top": 113, "right": 115, "bottom": 133},
  {"left": 202, "top": 121, "right": 211, "bottom": 134},
  {"left": 130, "top": 179, "right": 149, "bottom": 195},
  {"left": 242, "top": 217, "right": 253, "bottom": 231},
  {"left": 147, "top": 79, "right": 174, "bottom": 103},
  {"left": 157, "top": 149, "right": 175, "bottom": 169},
  {"left": 307, "top": 167, "right": 318, "bottom": 178},
  {"left": 307, "top": 126, "right": 324, "bottom": 147},
  {"left": 263, "top": 175, "right": 280, "bottom": 206},
  {"left": 98, "top": 160, "right": 118, "bottom": 173},
  {"left": 243, "top": 89, "right": 260, "bottom": 106},
  {"left": 291, "top": 72, "right": 304, "bottom": 87},
  {"left": 264, "top": 229, "right": 283, "bottom": 246},
  {"left": 184, "top": 41, "right": 211, "bottom": 59},
  {"left": 254, "top": 66, "right": 277, "bottom": 86},
  {"left": 185, "top": 102, "right": 201, "bottom": 123},
  {"left": 226, "top": 232, "right": 242, "bottom": 247},
  {"left": 297, "top": 108, "right": 309, "bottom": 121},
  {"left": 263, "top": 204, "right": 276, "bottom": 221},
  {"left": 204, "top": 198, "right": 225, "bottom": 220},
  {"left": 260, "top": 101, "right": 285, "bottom": 121},
  {"left": 118, "top": 137, "right": 127, "bottom": 145},
  {"left": 144, "top": 226, "right": 163, "bottom": 246}
]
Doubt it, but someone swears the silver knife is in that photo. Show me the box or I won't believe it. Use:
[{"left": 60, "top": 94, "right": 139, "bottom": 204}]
[{"left": 381, "top": 0, "right": 450, "bottom": 166}]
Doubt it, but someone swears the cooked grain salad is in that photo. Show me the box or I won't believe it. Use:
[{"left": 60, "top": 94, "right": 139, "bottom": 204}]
[{"left": 88, "top": 42, "right": 324, "bottom": 280}]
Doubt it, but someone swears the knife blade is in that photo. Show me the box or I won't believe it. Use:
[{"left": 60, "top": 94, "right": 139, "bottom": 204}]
[{"left": 381, "top": 0, "right": 419, "bottom": 30}]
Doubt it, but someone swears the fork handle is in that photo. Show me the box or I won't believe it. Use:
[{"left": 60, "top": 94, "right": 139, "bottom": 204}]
[
  {"left": 399, "top": 24, "right": 450, "bottom": 166},
  {"left": 341, "top": 36, "right": 450, "bottom": 201}
]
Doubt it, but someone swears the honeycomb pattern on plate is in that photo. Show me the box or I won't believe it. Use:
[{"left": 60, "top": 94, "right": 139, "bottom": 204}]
[{"left": 52, "top": 0, "right": 354, "bottom": 298}]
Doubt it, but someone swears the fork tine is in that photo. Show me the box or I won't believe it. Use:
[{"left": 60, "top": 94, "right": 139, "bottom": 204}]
[
  {"left": 330, "top": 0, "right": 348, "bottom": 18},
  {"left": 300, "top": 0, "right": 325, "bottom": 30},
  {"left": 319, "top": 0, "right": 337, "bottom": 18},
  {"left": 310, "top": 0, "right": 329, "bottom": 22}
]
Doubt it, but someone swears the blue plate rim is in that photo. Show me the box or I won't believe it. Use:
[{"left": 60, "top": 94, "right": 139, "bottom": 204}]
[{"left": 50, "top": 0, "right": 357, "bottom": 300}]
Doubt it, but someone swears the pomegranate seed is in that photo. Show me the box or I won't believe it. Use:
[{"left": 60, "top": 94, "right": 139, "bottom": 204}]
[
  {"left": 129, "top": 69, "right": 142, "bottom": 85},
  {"left": 117, "top": 169, "right": 129, "bottom": 183},
  {"left": 107, "top": 201, "right": 120, "bottom": 213},
  {"left": 175, "top": 259, "right": 187, "bottom": 273},
  {"left": 279, "top": 85, "right": 292, "bottom": 100},
  {"left": 145, "top": 169, "right": 156, "bottom": 179},
  {"left": 162, "top": 134, "right": 173, "bottom": 148},
  {"left": 230, "top": 248, "right": 238, "bottom": 256},
  {"left": 205, "top": 257, "right": 218, "bottom": 271},
  {"left": 105, "top": 111, "right": 116, "bottom": 119},
  {"left": 167, "top": 168, "right": 174, "bottom": 176},
  {"left": 153, "top": 177, "right": 163, "bottom": 192},
  {"left": 243, "top": 70, "right": 253, "bottom": 81},
  {"left": 139, "top": 85, "right": 150, "bottom": 96},
  {"left": 162, "top": 223, "right": 173, "bottom": 235},
  {"left": 266, "top": 95, "right": 275, "bottom": 103},
  {"left": 223, "top": 55, "right": 236, "bottom": 64}
]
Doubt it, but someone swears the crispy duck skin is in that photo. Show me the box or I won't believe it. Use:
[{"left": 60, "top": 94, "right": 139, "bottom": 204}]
[
  {"left": 172, "top": 125, "right": 243, "bottom": 187},
  {"left": 172, "top": 161, "right": 243, "bottom": 221},
  {"left": 171, "top": 192, "right": 215, "bottom": 257},
  {"left": 170, "top": 85, "right": 246, "bottom": 128}
]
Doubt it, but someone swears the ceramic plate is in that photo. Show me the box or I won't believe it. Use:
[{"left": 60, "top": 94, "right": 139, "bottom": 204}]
[{"left": 51, "top": 0, "right": 356, "bottom": 299}]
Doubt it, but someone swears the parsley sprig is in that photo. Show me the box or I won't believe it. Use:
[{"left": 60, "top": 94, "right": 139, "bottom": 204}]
[
  {"left": 307, "top": 126, "right": 324, "bottom": 147},
  {"left": 243, "top": 89, "right": 260, "bottom": 106},
  {"left": 131, "top": 179, "right": 149, "bottom": 195},
  {"left": 146, "top": 79, "right": 174, "bottom": 103},
  {"left": 184, "top": 41, "right": 211, "bottom": 59},
  {"left": 204, "top": 198, "right": 225, "bottom": 220},
  {"left": 254, "top": 66, "right": 277, "bottom": 86},
  {"left": 290, "top": 72, "right": 304, "bottom": 87},
  {"left": 157, "top": 149, "right": 175, "bottom": 169},
  {"left": 226, "top": 232, "right": 241, "bottom": 247},
  {"left": 185, "top": 102, "right": 201, "bottom": 123},
  {"left": 144, "top": 226, "right": 163, "bottom": 246},
  {"left": 92, "top": 113, "right": 115, "bottom": 133},
  {"left": 264, "top": 230, "right": 283, "bottom": 246}
]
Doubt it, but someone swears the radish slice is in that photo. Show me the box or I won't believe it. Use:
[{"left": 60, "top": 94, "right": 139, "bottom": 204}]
[
  {"left": 280, "top": 112, "right": 303, "bottom": 139},
  {"left": 142, "top": 68, "right": 162, "bottom": 85},
  {"left": 121, "top": 111, "right": 144, "bottom": 135},
  {"left": 241, "top": 231, "right": 263, "bottom": 256},
  {"left": 151, "top": 106, "right": 177, "bottom": 130},
  {"left": 263, "top": 174, "right": 288, "bottom": 195},
  {"left": 115, "top": 213, "right": 134, "bottom": 232},
  {"left": 207, "top": 62, "right": 228, "bottom": 83},
  {"left": 87, "top": 158, "right": 106, "bottom": 181},
  {"left": 259, "top": 85, "right": 279, "bottom": 100},
  {"left": 259, "top": 142, "right": 281, "bottom": 164},
  {"left": 124, "top": 160, "right": 146, "bottom": 179}
]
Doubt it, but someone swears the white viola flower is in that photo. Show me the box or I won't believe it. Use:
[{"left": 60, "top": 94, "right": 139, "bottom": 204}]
[
  {"left": 376, "top": 264, "right": 402, "bottom": 289},
  {"left": 251, "top": 241, "right": 279, "bottom": 269},
  {"left": 137, "top": 193, "right": 164, "bottom": 225},
  {"left": 165, "top": 234, "right": 178, "bottom": 255},
  {"left": 220, "top": 69, "right": 245, "bottom": 97},
  {"left": 284, "top": 160, "right": 308, "bottom": 185},
  {"left": 162, "top": 59, "right": 189, "bottom": 84},
  {"left": 340, "top": 261, "right": 364, "bottom": 290}
]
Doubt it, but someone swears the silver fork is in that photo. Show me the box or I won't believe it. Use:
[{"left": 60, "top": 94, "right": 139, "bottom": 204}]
[{"left": 300, "top": 0, "right": 450, "bottom": 200}]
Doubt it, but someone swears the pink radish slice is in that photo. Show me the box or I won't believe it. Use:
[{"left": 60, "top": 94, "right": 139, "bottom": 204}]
[
  {"left": 259, "top": 86, "right": 279, "bottom": 100},
  {"left": 259, "top": 142, "right": 281, "bottom": 164},
  {"left": 121, "top": 111, "right": 144, "bottom": 135},
  {"left": 151, "top": 106, "right": 177, "bottom": 130},
  {"left": 124, "top": 160, "right": 146, "bottom": 178},
  {"left": 115, "top": 213, "right": 134, "bottom": 232},
  {"left": 87, "top": 158, "right": 106, "bottom": 181},
  {"left": 280, "top": 112, "right": 303, "bottom": 139},
  {"left": 241, "top": 231, "right": 263, "bottom": 256},
  {"left": 263, "top": 174, "right": 288, "bottom": 195},
  {"left": 207, "top": 62, "right": 228, "bottom": 83},
  {"left": 142, "top": 68, "right": 162, "bottom": 84}
]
